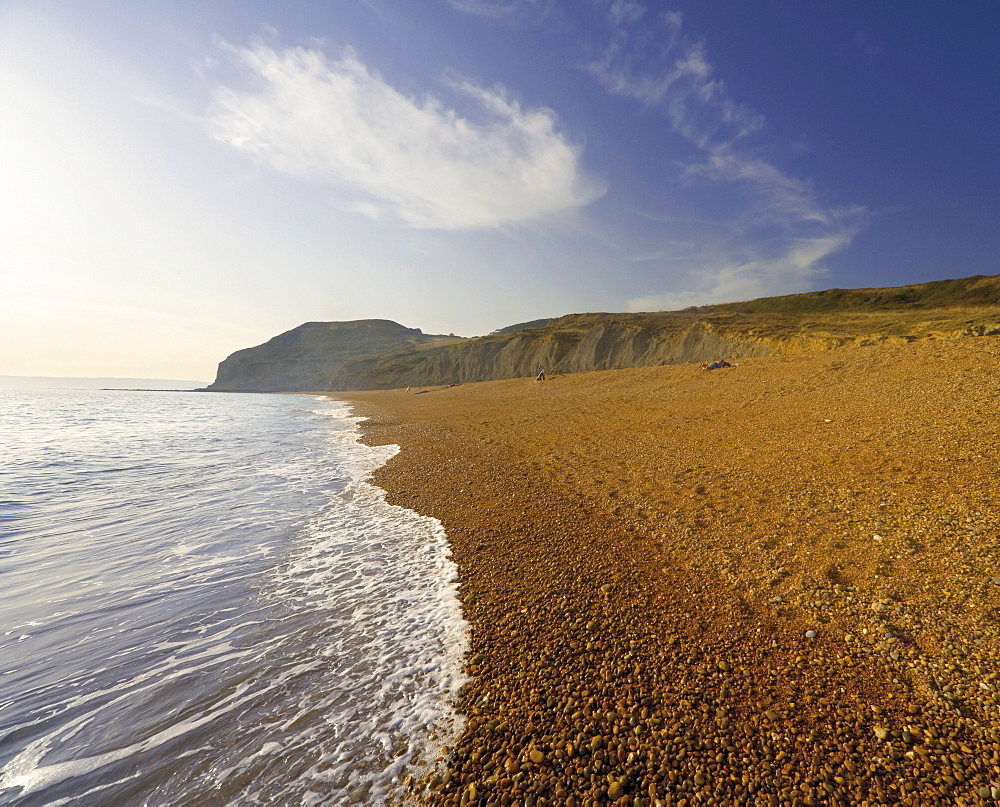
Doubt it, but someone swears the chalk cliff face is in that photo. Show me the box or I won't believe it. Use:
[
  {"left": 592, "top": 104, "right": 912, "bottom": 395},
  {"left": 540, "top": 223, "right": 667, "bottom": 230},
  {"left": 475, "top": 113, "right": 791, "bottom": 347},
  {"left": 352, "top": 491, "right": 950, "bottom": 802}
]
[{"left": 206, "top": 275, "right": 1000, "bottom": 392}]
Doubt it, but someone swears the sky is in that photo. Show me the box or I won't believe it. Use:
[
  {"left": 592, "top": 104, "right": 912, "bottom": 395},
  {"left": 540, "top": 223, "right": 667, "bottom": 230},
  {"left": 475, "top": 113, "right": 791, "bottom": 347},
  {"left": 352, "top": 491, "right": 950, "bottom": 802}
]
[{"left": 1, "top": 1, "right": 997, "bottom": 381}]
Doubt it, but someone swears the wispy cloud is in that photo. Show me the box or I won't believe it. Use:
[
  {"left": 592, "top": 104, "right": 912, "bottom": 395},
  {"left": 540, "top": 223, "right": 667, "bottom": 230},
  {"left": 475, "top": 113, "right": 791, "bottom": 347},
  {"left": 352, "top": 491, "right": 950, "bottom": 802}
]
[
  {"left": 587, "top": 3, "right": 866, "bottom": 308},
  {"left": 588, "top": 11, "right": 763, "bottom": 149},
  {"left": 446, "top": 0, "right": 521, "bottom": 18},
  {"left": 605, "top": 0, "right": 646, "bottom": 25},
  {"left": 680, "top": 153, "right": 831, "bottom": 227},
  {"left": 445, "top": 0, "right": 551, "bottom": 20},
  {"left": 207, "top": 39, "right": 604, "bottom": 230},
  {"left": 626, "top": 240, "right": 697, "bottom": 263},
  {"left": 628, "top": 225, "right": 862, "bottom": 311},
  {"left": 855, "top": 29, "right": 884, "bottom": 61}
]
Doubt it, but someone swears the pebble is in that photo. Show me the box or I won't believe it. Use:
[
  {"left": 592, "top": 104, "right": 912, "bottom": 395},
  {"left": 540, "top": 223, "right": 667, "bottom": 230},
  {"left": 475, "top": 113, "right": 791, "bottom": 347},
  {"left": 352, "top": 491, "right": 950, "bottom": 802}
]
[
  {"left": 805, "top": 630, "right": 818, "bottom": 639},
  {"left": 356, "top": 342, "right": 1000, "bottom": 806}
]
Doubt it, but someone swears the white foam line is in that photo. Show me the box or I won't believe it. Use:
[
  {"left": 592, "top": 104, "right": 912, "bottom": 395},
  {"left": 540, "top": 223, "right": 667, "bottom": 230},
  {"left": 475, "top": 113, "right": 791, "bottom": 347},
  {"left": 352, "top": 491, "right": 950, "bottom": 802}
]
[
  {"left": 0, "top": 635, "right": 253, "bottom": 767},
  {"left": 4, "top": 397, "right": 470, "bottom": 805},
  {"left": 0, "top": 638, "right": 330, "bottom": 798},
  {"left": 0, "top": 675, "right": 261, "bottom": 796},
  {"left": 37, "top": 770, "right": 144, "bottom": 807}
]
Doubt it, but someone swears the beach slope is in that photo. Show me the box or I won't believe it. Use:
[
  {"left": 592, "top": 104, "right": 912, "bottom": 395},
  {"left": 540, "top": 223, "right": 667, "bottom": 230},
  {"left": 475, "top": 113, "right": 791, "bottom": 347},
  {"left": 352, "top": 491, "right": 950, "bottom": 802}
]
[{"left": 348, "top": 337, "right": 1000, "bottom": 806}]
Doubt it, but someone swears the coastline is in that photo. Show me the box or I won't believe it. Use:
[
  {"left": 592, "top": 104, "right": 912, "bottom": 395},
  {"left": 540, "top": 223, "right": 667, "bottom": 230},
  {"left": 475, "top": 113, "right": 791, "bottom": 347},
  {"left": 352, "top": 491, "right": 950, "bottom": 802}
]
[{"left": 347, "top": 337, "right": 1000, "bottom": 805}]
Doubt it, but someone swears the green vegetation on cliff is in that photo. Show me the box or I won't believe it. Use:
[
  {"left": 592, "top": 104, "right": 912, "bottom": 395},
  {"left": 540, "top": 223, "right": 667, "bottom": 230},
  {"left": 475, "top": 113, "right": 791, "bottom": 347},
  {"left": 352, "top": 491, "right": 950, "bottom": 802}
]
[
  {"left": 206, "top": 274, "right": 1000, "bottom": 392},
  {"left": 707, "top": 273, "right": 1000, "bottom": 314},
  {"left": 488, "top": 318, "right": 553, "bottom": 335}
]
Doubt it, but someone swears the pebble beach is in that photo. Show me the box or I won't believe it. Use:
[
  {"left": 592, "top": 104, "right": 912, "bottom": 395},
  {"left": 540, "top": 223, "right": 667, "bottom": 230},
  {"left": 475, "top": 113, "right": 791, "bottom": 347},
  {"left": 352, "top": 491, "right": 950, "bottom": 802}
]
[{"left": 347, "top": 337, "right": 1000, "bottom": 807}]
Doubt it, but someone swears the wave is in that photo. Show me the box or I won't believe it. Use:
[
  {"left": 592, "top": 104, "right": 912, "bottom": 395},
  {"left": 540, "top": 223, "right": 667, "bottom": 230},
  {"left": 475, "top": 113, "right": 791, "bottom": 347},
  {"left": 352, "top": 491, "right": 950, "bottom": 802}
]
[{"left": 0, "top": 391, "right": 467, "bottom": 806}]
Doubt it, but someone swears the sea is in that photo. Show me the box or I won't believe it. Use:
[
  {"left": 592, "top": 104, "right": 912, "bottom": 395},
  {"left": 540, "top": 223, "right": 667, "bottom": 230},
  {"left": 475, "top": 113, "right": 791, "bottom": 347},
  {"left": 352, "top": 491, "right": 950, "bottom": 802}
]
[{"left": 0, "top": 388, "right": 468, "bottom": 806}]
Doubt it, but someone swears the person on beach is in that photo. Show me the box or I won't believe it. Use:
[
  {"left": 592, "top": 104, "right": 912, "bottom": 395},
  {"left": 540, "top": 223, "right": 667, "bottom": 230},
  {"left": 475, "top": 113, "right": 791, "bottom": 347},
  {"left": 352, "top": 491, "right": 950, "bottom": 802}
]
[
  {"left": 698, "top": 359, "right": 734, "bottom": 371},
  {"left": 535, "top": 366, "right": 546, "bottom": 381}
]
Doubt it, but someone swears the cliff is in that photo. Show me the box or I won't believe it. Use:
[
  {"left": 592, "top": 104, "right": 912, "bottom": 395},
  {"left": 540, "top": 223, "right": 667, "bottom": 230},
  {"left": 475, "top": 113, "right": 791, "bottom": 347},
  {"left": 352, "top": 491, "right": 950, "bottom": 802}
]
[
  {"left": 204, "top": 320, "right": 462, "bottom": 392},
  {"left": 206, "top": 274, "right": 1000, "bottom": 392}
]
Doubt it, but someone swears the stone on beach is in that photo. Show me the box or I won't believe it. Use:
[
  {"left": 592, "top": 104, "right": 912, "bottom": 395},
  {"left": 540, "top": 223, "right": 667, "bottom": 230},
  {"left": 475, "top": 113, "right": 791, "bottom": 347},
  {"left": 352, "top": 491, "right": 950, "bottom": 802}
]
[{"left": 349, "top": 337, "right": 1000, "bottom": 805}]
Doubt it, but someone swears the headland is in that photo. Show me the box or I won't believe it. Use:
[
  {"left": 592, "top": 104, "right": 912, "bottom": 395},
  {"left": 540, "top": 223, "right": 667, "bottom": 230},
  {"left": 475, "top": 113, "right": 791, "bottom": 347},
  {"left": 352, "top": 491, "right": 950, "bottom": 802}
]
[{"left": 347, "top": 336, "right": 1000, "bottom": 806}]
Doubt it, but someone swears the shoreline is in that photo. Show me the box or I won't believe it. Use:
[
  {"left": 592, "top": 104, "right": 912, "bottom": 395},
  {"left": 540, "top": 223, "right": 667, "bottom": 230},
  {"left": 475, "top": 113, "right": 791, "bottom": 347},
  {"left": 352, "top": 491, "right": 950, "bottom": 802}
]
[{"left": 347, "top": 337, "right": 1000, "bottom": 806}]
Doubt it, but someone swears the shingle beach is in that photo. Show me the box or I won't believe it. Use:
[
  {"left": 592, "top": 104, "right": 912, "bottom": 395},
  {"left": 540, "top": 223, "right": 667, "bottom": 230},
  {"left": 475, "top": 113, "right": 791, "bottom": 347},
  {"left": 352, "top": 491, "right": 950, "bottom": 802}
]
[{"left": 347, "top": 337, "right": 1000, "bottom": 806}]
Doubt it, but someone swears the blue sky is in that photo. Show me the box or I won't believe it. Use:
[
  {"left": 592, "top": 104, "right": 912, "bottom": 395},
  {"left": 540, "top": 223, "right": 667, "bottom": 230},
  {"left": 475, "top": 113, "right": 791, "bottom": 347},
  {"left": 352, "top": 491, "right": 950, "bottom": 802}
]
[{"left": 1, "top": 1, "right": 997, "bottom": 380}]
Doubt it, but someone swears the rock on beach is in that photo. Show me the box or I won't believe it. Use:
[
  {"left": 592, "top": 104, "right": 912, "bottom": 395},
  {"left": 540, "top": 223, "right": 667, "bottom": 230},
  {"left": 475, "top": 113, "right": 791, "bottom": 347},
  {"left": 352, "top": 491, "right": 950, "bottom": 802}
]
[{"left": 348, "top": 338, "right": 1000, "bottom": 805}]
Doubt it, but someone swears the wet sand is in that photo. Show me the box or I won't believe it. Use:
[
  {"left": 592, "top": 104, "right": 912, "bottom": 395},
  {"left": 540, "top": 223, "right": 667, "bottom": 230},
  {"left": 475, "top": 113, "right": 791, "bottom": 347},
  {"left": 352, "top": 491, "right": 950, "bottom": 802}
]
[{"left": 347, "top": 337, "right": 1000, "bottom": 806}]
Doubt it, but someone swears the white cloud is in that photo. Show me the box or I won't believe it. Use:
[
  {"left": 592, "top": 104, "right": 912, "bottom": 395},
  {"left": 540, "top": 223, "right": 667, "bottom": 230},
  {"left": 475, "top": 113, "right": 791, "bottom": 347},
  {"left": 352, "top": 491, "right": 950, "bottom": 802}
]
[
  {"left": 447, "top": 0, "right": 521, "bottom": 18},
  {"left": 207, "top": 41, "right": 603, "bottom": 230},
  {"left": 855, "top": 29, "right": 884, "bottom": 61},
  {"left": 589, "top": 15, "right": 763, "bottom": 149},
  {"left": 681, "top": 153, "right": 831, "bottom": 227},
  {"left": 606, "top": 0, "right": 646, "bottom": 25},
  {"left": 590, "top": 3, "right": 867, "bottom": 307},
  {"left": 628, "top": 225, "right": 862, "bottom": 311}
]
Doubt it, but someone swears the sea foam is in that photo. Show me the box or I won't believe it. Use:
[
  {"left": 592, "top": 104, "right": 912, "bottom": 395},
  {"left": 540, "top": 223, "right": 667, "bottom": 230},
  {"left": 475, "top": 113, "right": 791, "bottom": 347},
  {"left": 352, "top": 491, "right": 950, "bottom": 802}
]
[{"left": 0, "top": 390, "right": 467, "bottom": 806}]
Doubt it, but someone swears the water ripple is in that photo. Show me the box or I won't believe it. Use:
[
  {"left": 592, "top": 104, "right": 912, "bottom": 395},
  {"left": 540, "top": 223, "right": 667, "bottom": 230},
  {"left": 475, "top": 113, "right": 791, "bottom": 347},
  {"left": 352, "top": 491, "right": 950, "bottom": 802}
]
[{"left": 0, "top": 390, "right": 466, "bottom": 806}]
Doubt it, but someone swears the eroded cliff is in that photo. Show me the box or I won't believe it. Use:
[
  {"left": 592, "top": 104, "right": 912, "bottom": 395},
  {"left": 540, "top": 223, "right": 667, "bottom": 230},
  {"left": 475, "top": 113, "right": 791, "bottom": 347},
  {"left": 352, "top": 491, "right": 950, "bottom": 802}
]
[{"left": 206, "top": 275, "right": 1000, "bottom": 391}]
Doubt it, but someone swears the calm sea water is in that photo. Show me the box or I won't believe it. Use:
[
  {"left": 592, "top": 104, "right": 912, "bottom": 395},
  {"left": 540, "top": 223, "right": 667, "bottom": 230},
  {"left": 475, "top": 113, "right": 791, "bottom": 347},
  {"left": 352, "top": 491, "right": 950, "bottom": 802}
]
[{"left": 0, "top": 389, "right": 467, "bottom": 806}]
